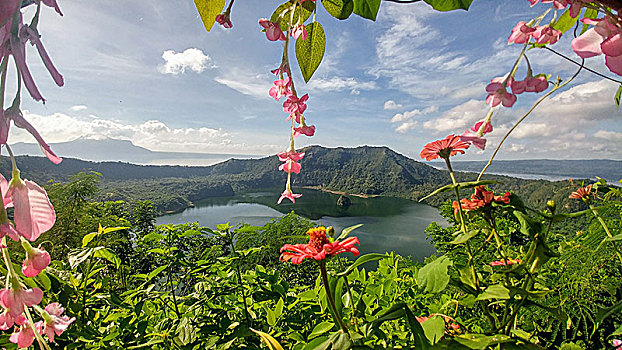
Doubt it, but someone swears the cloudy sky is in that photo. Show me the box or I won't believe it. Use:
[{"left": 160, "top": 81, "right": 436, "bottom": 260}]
[{"left": 10, "top": 0, "right": 622, "bottom": 161}]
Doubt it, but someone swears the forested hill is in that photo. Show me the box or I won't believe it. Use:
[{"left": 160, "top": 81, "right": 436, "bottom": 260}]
[{"left": 0, "top": 146, "right": 596, "bottom": 214}]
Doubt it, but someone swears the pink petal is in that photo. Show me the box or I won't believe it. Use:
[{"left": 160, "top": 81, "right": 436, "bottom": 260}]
[
  {"left": 11, "top": 111, "right": 62, "bottom": 164},
  {"left": 10, "top": 180, "right": 56, "bottom": 241},
  {"left": 20, "top": 288, "right": 43, "bottom": 307},
  {"left": 601, "top": 32, "right": 622, "bottom": 57},
  {"left": 605, "top": 54, "right": 622, "bottom": 76},
  {"left": 10, "top": 38, "right": 44, "bottom": 102},
  {"left": 22, "top": 26, "right": 64, "bottom": 87},
  {"left": 572, "top": 28, "right": 604, "bottom": 58},
  {"left": 41, "top": 0, "right": 63, "bottom": 15}
]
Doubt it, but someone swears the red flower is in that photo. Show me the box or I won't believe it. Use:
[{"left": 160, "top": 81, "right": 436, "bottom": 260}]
[
  {"left": 453, "top": 186, "right": 511, "bottom": 214},
  {"left": 420, "top": 135, "right": 470, "bottom": 161},
  {"left": 569, "top": 184, "right": 592, "bottom": 200},
  {"left": 280, "top": 226, "right": 359, "bottom": 264}
]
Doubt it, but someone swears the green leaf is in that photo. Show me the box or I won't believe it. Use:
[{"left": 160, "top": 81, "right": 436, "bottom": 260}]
[
  {"left": 418, "top": 256, "right": 453, "bottom": 293},
  {"left": 596, "top": 300, "right": 622, "bottom": 323},
  {"left": 421, "top": 316, "right": 445, "bottom": 345},
  {"left": 275, "top": 298, "right": 284, "bottom": 319},
  {"left": 423, "top": 0, "right": 473, "bottom": 11},
  {"left": 330, "top": 331, "right": 353, "bottom": 350},
  {"left": 147, "top": 265, "right": 168, "bottom": 281},
  {"left": 177, "top": 318, "right": 197, "bottom": 345},
  {"left": 82, "top": 232, "right": 99, "bottom": 247},
  {"left": 193, "top": 0, "right": 226, "bottom": 32},
  {"left": 102, "top": 226, "right": 130, "bottom": 234},
  {"left": 309, "top": 322, "right": 335, "bottom": 339},
  {"left": 450, "top": 229, "right": 480, "bottom": 244},
  {"left": 581, "top": 8, "right": 598, "bottom": 35},
  {"left": 336, "top": 253, "right": 385, "bottom": 277},
  {"left": 560, "top": 342, "right": 584, "bottom": 350},
  {"left": 251, "top": 328, "right": 285, "bottom": 350},
  {"left": 453, "top": 334, "right": 511, "bottom": 349},
  {"left": 321, "top": 0, "right": 354, "bottom": 20},
  {"left": 337, "top": 223, "right": 363, "bottom": 240},
  {"left": 551, "top": 8, "right": 579, "bottom": 34},
  {"left": 476, "top": 284, "right": 510, "bottom": 300},
  {"left": 271, "top": 1, "right": 315, "bottom": 31},
  {"left": 353, "top": 0, "right": 381, "bottom": 21},
  {"left": 266, "top": 306, "right": 276, "bottom": 327},
  {"left": 296, "top": 22, "right": 326, "bottom": 83},
  {"left": 38, "top": 271, "right": 51, "bottom": 290},
  {"left": 419, "top": 180, "right": 500, "bottom": 202},
  {"left": 615, "top": 83, "right": 621, "bottom": 108},
  {"left": 93, "top": 247, "right": 121, "bottom": 269},
  {"left": 370, "top": 303, "right": 430, "bottom": 349},
  {"left": 142, "top": 232, "right": 165, "bottom": 242}
]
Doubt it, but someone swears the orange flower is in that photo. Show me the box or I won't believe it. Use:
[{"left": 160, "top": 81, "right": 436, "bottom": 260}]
[
  {"left": 280, "top": 227, "right": 359, "bottom": 264},
  {"left": 569, "top": 184, "right": 592, "bottom": 200},
  {"left": 420, "top": 135, "right": 470, "bottom": 161},
  {"left": 453, "top": 186, "right": 511, "bottom": 214},
  {"left": 490, "top": 258, "right": 522, "bottom": 266}
]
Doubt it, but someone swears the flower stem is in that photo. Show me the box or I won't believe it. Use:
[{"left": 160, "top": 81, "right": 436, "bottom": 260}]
[
  {"left": 589, "top": 203, "right": 622, "bottom": 263},
  {"left": 319, "top": 261, "right": 348, "bottom": 333}
]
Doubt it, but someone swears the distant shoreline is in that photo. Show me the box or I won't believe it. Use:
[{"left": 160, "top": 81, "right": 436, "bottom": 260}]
[{"left": 302, "top": 186, "right": 380, "bottom": 199}]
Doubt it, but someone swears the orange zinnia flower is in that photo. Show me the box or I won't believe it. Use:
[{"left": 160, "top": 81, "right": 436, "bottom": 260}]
[
  {"left": 280, "top": 226, "right": 359, "bottom": 264},
  {"left": 453, "top": 186, "right": 511, "bottom": 214},
  {"left": 569, "top": 184, "right": 593, "bottom": 200},
  {"left": 420, "top": 135, "right": 470, "bottom": 161}
]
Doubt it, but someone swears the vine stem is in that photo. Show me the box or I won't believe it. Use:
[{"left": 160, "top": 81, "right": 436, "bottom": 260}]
[
  {"left": 319, "top": 261, "right": 348, "bottom": 333},
  {"left": 478, "top": 62, "right": 584, "bottom": 181}
]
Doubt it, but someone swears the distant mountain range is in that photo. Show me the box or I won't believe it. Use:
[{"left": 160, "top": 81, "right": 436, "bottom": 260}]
[
  {"left": 1, "top": 144, "right": 608, "bottom": 214},
  {"left": 8, "top": 138, "right": 259, "bottom": 165}
]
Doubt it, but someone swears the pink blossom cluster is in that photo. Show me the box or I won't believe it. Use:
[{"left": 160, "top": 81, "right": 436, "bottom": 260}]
[
  {"left": 257, "top": 13, "right": 315, "bottom": 204},
  {"left": 0, "top": 2, "right": 75, "bottom": 347},
  {"left": 572, "top": 16, "right": 622, "bottom": 75}
]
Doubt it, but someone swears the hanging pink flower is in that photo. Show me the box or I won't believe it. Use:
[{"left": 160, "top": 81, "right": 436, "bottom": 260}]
[
  {"left": 525, "top": 75, "right": 549, "bottom": 92},
  {"left": 22, "top": 244, "right": 51, "bottom": 278},
  {"left": 0, "top": 0, "right": 19, "bottom": 26},
  {"left": 294, "top": 124, "right": 315, "bottom": 137},
  {"left": 279, "top": 160, "right": 302, "bottom": 174},
  {"left": 4, "top": 174, "right": 56, "bottom": 242},
  {"left": 460, "top": 121, "right": 492, "bottom": 150},
  {"left": 291, "top": 24, "right": 307, "bottom": 40},
  {"left": 9, "top": 319, "right": 35, "bottom": 348},
  {"left": 258, "top": 19, "right": 286, "bottom": 41},
  {"left": 269, "top": 77, "right": 292, "bottom": 100},
  {"left": 0, "top": 311, "right": 25, "bottom": 331},
  {"left": 34, "top": 303, "right": 75, "bottom": 343},
  {"left": 278, "top": 150, "right": 304, "bottom": 162},
  {"left": 485, "top": 81, "right": 517, "bottom": 107},
  {"left": 0, "top": 287, "right": 43, "bottom": 318},
  {"left": 508, "top": 21, "right": 536, "bottom": 44},
  {"left": 532, "top": 25, "right": 562, "bottom": 45},
  {"left": 571, "top": 17, "right": 622, "bottom": 76},
  {"left": 3, "top": 108, "right": 62, "bottom": 164},
  {"left": 283, "top": 94, "right": 309, "bottom": 117},
  {"left": 215, "top": 13, "right": 233, "bottom": 28},
  {"left": 277, "top": 189, "right": 302, "bottom": 204}
]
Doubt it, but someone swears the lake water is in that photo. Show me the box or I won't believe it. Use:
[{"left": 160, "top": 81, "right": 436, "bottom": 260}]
[{"left": 157, "top": 189, "right": 447, "bottom": 262}]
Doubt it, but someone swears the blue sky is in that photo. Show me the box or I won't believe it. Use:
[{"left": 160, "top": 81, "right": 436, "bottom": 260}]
[{"left": 10, "top": 0, "right": 622, "bottom": 161}]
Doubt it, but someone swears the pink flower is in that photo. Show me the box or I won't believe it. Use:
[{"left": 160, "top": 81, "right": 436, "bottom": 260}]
[
  {"left": 277, "top": 150, "right": 305, "bottom": 163},
  {"left": 279, "top": 160, "right": 302, "bottom": 174},
  {"left": 569, "top": 184, "right": 593, "bottom": 200},
  {"left": 283, "top": 94, "right": 309, "bottom": 119},
  {"left": 0, "top": 14, "right": 64, "bottom": 103},
  {"left": 508, "top": 21, "right": 536, "bottom": 44},
  {"left": 9, "top": 319, "right": 35, "bottom": 348},
  {"left": 525, "top": 75, "right": 549, "bottom": 92},
  {"left": 529, "top": 0, "right": 568, "bottom": 9},
  {"left": 258, "top": 19, "right": 285, "bottom": 41},
  {"left": 533, "top": 25, "right": 562, "bottom": 45},
  {"left": 280, "top": 226, "right": 359, "bottom": 264},
  {"left": 4, "top": 107, "right": 62, "bottom": 164},
  {"left": 35, "top": 303, "right": 75, "bottom": 343},
  {"left": 41, "top": 0, "right": 63, "bottom": 16},
  {"left": 22, "top": 244, "right": 51, "bottom": 278},
  {"left": 460, "top": 121, "right": 493, "bottom": 150},
  {"left": 0, "top": 0, "right": 19, "bottom": 26},
  {"left": 613, "top": 339, "right": 622, "bottom": 349},
  {"left": 0, "top": 288, "right": 43, "bottom": 317},
  {"left": 0, "top": 312, "right": 25, "bottom": 331},
  {"left": 571, "top": 17, "right": 622, "bottom": 76},
  {"left": 291, "top": 24, "right": 307, "bottom": 40},
  {"left": 4, "top": 174, "right": 56, "bottom": 242},
  {"left": 490, "top": 258, "right": 522, "bottom": 266},
  {"left": 269, "top": 77, "right": 292, "bottom": 100},
  {"left": 420, "top": 135, "right": 470, "bottom": 161},
  {"left": 294, "top": 124, "right": 315, "bottom": 137},
  {"left": 485, "top": 82, "right": 517, "bottom": 108},
  {"left": 277, "top": 189, "right": 302, "bottom": 204},
  {"left": 215, "top": 14, "right": 233, "bottom": 28}
]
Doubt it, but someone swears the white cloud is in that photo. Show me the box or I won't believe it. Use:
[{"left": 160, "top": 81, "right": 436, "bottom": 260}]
[
  {"left": 422, "top": 99, "right": 487, "bottom": 132},
  {"left": 158, "top": 48, "right": 214, "bottom": 75},
  {"left": 10, "top": 111, "right": 280, "bottom": 154},
  {"left": 391, "top": 105, "right": 438, "bottom": 133},
  {"left": 214, "top": 67, "right": 272, "bottom": 98},
  {"left": 307, "top": 77, "right": 378, "bottom": 94},
  {"left": 595, "top": 130, "right": 622, "bottom": 141},
  {"left": 384, "top": 100, "right": 403, "bottom": 110},
  {"left": 70, "top": 105, "right": 87, "bottom": 111}
]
